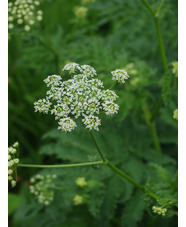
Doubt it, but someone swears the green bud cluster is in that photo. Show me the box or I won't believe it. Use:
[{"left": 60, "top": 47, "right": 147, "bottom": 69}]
[
  {"left": 75, "top": 177, "right": 87, "bottom": 187},
  {"left": 29, "top": 174, "right": 57, "bottom": 206},
  {"left": 152, "top": 206, "right": 167, "bottom": 216}
]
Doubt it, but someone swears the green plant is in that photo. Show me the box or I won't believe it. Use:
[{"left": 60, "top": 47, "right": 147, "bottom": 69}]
[{"left": 8, "top": 0, "right": 177, "bottom": 226}]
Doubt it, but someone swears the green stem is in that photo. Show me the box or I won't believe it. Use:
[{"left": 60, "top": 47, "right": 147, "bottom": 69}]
[
  {"left": 140, "top": 0, "right": 168, "bottom": 72},
  {"left": 162, "top": 200, "right": 178, "bottom": 207},
  {"left": 89, "top": 131, "right": 107, "bottom": 162},
  {"left": 154, "top": 16, "right": 168, "bottom": 72},
  {"left": 149, "top": 123, "right": 162, "bottom": 154},
  {"left": 18, "top": 161, "right": 105, "bottom": 168},
  {"left": 106, "top": 160, "right": 145, "bottom": 191},
  {"left": 172, "top": 172, "right": 178, "bottom": 191},
  {"left": 109, "top": 81, "right": 117, "bottom": 90},
  {"left": 142, "top": 101, "right": 162, "bottom": 154},
  {"left": 140, "top": 0, "right": 168, "bottom": 121},
  {"left": 89, "top": 131, "right": 160, "bottom": 200},
  {"left": 150, "top": 96, "right": 163, "bottom": 122},
  {"left": 107, "top": 161, "right": 160, "bottom": 200}
]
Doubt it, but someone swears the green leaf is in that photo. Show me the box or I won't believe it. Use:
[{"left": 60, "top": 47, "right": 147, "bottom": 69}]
[{"left": 121, "top": 191, "right": 146, "bottom": 227}]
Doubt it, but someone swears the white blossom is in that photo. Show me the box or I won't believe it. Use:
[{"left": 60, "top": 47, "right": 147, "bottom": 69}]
[
  {"left": 82, "top": 115, "right": 101, "bottom": 131},
  {"left": 58, "top": 117, "right": 77, "bottom": 132},
  {"left": 34, "top": 98, "right": 52, "bottom": 114},
  {"left": 8, "top": 0, "right": 42, "bottom": 32},
  {"left": 8, "top": 143, "right": 19, "bottom": 188},
  {"left": 11, "top": 180, "right": 17, "bottom": 188},
  {"left": 62, "top": 62, "right": 82, "bottom": 74},
  {"left": 34, "top": 62, "right": 129, "bottom": 132},
  {"left": 111, "top": 69, "right": 129, "bottom": 84},
  {"left": 24, "top": 25, "right": 30, "bottom": 31}
]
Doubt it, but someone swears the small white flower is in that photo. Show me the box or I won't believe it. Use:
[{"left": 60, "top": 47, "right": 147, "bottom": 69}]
[
  {"left": 82, "top": 115, "right": 101, "bottom": 131},
  {"left": 44, "top": 201, "right": 49, "bottom": 206},
  {"left": 34, "top": 98, "right": 52, "bottom": 114},
  {"left": 24, "top": 25, "right": 30, "bottom": 31},
  {"left": 44, "top": 75, "right": 62, "bottom": 87},
  {"left": 17, "top": 19, "right": 23, "bottom": 24},
  {"left": 37, "top": 15, "right": 42, "bottom": 21},
  {"left": 8, "top": 23, "right": 14, "bottom": 29},
  {"left": 13, "top": 142, "right": 19, "bottom": 148},
  {"left": 14, "top": 158, "right": 19, "bottom": 164},
  {"left": 111, "top": 69, "right": 129, "bottom": 84},
  {"left": 8, "top": 16, "right": 14, "bottom": 21},
  {"left": 34, "top": 1, "right": 40, "bottom": 5},
  {"left": 8, "top": 169, "right": 13, "bottom": 175},
  {"left": 62, "top": 62, "right": 81, "bottom": 74},
  {"left": 11, "top": 180, "right": 16, "bottom": 187},
  {"left": 8, "top": 176, "right": 13, "bottom": 181},
  {"left": 29, "top": 20, "right": 35, "bottom": 25},
  {"left": 58, "top": 117, "right": 77, "bottom": 132},
  {"left": 28, "top": 11, "right": 33, "bottom": 16},
  {"left": 17, "top": 14, "right": 22, "bottom": 18},
  {"left": 37, "top": 10, "right": 43, "bottom": 15}
]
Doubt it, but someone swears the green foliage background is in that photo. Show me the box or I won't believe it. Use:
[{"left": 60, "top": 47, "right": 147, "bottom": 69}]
[{"left": 8, "top": 0, "right": 178, "bottom": 226}]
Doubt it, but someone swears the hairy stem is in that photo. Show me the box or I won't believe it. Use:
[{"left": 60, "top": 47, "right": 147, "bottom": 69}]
[{"left": 18, "top": 161, "right": 105, "bottom": 168}]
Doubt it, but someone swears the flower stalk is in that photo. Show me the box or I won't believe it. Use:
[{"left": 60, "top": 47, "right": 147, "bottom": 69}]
[{"left": 18, "top": 161, "right": 105, "bottom": 168}]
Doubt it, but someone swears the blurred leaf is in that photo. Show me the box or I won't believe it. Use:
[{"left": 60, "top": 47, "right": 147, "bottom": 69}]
[{"left": 8, "top": 193, "right": 21, "bottom": 216}]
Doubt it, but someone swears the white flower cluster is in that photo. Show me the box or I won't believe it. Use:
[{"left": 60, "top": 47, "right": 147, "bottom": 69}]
[
  {"left": 8, "top": 142, "right": 19, "bottom": 188},
  {"left": 152, "top": 206, "right": 167, "bottom": 216},
  {"left": 29, "top": 174, "right": 57, "bottom": 206},
  {"left": 34, "top": 62, "right": 127, "bottom": 132},
  {"left": 8, "top": 0, "right": 42, "bottom": 32},
  {"left": 111, "top": 69, "right": 129, "bottom": 84}
]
